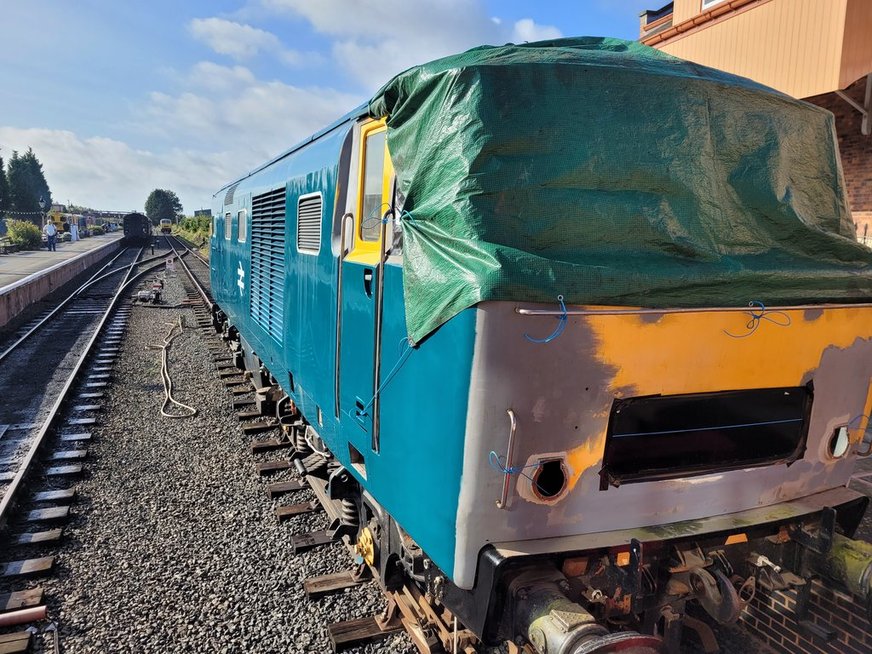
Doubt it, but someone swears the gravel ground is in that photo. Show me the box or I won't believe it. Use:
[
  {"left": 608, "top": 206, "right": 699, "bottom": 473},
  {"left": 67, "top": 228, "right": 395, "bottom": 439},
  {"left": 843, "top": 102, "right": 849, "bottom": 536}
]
[{"left": 6, "top": 257, "right": 781, "bottom": 654}]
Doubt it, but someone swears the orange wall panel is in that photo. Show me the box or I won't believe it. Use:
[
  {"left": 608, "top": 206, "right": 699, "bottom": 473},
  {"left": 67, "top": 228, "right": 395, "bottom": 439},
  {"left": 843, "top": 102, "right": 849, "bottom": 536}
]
[
  {"left": 672, "top": 0, "right": 703, "bottom": 24},
  {"left": 659, "top": 0, "right": 848, "bottom": 98},
  {"left": 840, "top": 0, "right": 872, "bottom": 87}
]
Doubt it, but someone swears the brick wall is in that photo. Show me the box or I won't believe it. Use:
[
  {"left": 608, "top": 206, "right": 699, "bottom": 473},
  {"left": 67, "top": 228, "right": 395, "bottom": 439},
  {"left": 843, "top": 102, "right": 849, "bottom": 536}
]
[
  {"left": 741, "top": 579, "right": 871, "bottom": 654},
  {"left": 854, "top": 211, "right": 872, "bottom": 247},
  {"left": 806, "top": 78, "right": 872, "bottom": 243}
]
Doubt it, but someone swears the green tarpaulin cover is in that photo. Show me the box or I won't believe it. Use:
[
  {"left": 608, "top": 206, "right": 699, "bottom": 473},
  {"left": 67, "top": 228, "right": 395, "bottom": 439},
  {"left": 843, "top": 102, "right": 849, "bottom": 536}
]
[{"left": 368, "top": 37, "right": 872, "bottom": 344}]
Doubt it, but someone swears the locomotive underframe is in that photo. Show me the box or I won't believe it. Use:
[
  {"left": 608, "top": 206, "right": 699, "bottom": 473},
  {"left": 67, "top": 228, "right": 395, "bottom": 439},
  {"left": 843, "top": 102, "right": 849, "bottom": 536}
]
[{"left": 214, "top": 304, "right": 872, "bottom": 654}]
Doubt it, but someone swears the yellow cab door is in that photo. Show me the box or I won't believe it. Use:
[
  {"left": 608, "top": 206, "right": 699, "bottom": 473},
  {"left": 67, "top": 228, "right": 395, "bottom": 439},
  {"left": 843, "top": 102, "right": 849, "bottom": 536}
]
[{"left": 339, "top": 119, "right": 394, "bottom": 447}]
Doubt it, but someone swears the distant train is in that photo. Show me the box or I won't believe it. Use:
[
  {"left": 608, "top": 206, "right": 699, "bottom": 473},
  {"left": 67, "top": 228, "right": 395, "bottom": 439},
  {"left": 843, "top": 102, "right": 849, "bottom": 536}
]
[
  {"left": 159, "top": 218, "right": 173, "bottom": 234},
  {"left": 209, "top": 38, "right": 872, "bottom": 653},
  {"left": 122, "top": 212, "right": 151, "bottom": 245}
]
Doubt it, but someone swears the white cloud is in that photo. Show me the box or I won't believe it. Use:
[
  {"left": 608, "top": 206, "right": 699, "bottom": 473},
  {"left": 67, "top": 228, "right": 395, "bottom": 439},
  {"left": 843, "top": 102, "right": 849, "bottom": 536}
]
[
  {"left": 1, "top": 3, "right": 564, "bottom": 213},
  {"left": 189, "top": 17, "right": 305, "bottom": 66},
  {"left": 2, "top": 60, "right": 363, "bottom": 212},
  {"left": 138, "top": 62, "right": 362, "bottom": 158},
  {"left": 0, "top": 127, "right": 234, "bottom": 212},
  {"left": 262, "top": 0, "right": 562, "bottom": 90},
  {"left": 185, "top": 61, "right": 257, "bottom": 92},
  {"left": 511, "top": 18, "right": 562, "bottom": 43}
]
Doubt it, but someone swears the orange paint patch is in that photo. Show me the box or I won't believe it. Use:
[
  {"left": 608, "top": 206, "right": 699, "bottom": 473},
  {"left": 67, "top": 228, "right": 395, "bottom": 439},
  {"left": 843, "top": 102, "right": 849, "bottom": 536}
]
[
  {"left": 851, "top": 381, "right": 872, "bottom": 445},
  {"left": 583, "top": 306, "right": 872, "bottom": 397},
  {"left": 566, "top": 434, "right": 606, "bottom": 489}
]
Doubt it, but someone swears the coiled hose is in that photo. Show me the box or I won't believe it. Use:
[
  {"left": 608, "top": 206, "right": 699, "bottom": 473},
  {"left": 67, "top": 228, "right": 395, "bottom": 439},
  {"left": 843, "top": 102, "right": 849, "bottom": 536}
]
[{"left": 151, "top": 316, "right": 197, "bottom": 419}]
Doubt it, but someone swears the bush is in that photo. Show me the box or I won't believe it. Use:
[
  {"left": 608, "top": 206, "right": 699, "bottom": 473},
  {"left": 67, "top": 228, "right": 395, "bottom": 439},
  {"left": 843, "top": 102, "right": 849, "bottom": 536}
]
[
  {"left": 88, "top": 225, "right": 105, "bottom": 236},
  {"left": 6, "top": 219, "right": 42, "bottom": 250},
  {"left": 176, "top": 215, "right": 212, "bottom": 258}
]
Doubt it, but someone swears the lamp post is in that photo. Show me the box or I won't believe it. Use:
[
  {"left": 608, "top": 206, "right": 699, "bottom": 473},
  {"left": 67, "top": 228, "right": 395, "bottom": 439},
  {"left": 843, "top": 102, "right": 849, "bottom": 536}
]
[{"left": 38, "top": 197, "right": 55, "bottom": 251}]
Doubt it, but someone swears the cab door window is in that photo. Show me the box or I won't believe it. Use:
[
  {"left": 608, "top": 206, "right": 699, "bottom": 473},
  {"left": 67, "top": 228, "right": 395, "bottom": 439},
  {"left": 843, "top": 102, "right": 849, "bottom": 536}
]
[
  {"left": 347, "top": 121, "right": 395, "bottom": 264},
  {"left": 361, "top": 129, "right": 387, "bottom": 242}
]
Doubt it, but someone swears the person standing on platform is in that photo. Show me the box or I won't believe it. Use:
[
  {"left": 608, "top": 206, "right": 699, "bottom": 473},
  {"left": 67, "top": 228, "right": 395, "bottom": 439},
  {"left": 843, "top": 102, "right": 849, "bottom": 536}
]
[{"left": 43, "top": 219, "right": 57, "bottom": 251}]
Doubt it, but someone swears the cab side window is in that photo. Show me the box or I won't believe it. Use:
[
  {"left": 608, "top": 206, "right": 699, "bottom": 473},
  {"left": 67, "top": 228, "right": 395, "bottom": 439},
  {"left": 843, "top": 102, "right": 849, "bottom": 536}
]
[
  {"left": 360, "top": 130, "right": 386, "bottom": 242},
  {"left": 238, "top": 209, "right": 247, "bottom": 243}
]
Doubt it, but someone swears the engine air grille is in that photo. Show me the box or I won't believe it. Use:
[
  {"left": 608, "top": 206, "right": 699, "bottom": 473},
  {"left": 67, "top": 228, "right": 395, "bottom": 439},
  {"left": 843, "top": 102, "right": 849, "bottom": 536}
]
[
  {"left": 250, "top": 187, "right": 286, "bottom": 342},
  {"left": 224, "top": 182, "right": 240, "bottom": 206},
  {"left": 297, "top": 194, "right": 322, "bottom": 253}
]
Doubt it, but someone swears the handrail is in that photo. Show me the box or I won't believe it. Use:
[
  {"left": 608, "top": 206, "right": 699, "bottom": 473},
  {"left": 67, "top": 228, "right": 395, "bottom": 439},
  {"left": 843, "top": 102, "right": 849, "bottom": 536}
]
[
  {"left": 515, "top": 302, "right": 872, "bottom": 317},
  {"left": 496, "top": 409, "right": 518, "bottom": 510}
]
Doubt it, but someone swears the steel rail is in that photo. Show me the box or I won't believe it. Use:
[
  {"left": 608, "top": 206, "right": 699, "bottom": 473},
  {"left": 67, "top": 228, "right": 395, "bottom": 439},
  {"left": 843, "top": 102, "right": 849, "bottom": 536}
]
[
  {"left": 169, "top": 233, "right": 210, "bottom": 267},
  {"left": 166, "top": 236, "right": 213, "bottom": 310},
  {"left": 0, "top": 250, "right": 176, "bottom": 531},
  {"left": 0, "top": 246, "right": 184, "bottom": 364},
  {"left": 0, "top": 246, "right": 131, "bottom": 364},
  {"left": 70, "top": 249, "right": 191, "bottom": 299}
]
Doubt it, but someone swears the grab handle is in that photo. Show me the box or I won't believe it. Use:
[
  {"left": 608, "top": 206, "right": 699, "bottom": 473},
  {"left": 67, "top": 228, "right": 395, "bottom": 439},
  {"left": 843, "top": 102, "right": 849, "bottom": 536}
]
[{"left": 496, "top": 409, "right": 518, "bottom": 509}]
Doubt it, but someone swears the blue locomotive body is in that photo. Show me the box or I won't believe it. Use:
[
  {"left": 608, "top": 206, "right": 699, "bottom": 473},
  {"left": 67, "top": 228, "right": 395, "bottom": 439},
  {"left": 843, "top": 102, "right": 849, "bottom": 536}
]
[{"left": 211, "top": 111, "right": 475, "bottom": 578}]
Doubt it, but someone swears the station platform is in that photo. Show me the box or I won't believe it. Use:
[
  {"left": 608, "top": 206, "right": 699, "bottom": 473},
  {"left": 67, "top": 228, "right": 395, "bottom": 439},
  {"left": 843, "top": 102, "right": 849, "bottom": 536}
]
[{"left": 0, "top": 232, "right": 124, "bottom": 328}]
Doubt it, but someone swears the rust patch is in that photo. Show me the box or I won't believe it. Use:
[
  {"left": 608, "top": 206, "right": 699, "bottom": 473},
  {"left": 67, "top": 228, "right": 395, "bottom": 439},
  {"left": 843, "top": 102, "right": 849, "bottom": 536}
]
[{"left": 639, "top": 311, "right": 665, "bottom": 324}]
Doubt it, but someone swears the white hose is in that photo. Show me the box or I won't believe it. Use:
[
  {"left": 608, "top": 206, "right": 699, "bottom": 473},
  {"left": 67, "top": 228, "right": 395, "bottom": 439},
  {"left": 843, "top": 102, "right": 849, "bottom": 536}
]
[
  {"left": 154, "top": 316, "right": 197, "bottom": 418},
  {"left": 304, "top": 426, "right": 332, "bottom": 459}
]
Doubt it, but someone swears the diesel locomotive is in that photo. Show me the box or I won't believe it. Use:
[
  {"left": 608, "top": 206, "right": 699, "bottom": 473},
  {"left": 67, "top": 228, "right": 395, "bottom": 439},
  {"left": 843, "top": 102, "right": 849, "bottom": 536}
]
[{"left": 210, "top": 38, "right": 872, "bottom": 653}]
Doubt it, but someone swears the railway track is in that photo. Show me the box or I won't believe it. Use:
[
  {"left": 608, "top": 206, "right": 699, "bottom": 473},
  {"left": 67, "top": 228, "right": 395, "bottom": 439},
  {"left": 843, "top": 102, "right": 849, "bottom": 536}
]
[{"left": 0, "top": 241, "right": 193, "bottom": 652}]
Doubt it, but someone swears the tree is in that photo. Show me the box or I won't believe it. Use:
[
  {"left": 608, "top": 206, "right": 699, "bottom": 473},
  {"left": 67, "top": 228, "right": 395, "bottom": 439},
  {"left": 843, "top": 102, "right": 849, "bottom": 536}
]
[
  {"left": 6, "top": 148, "right": 51, "bottom": 225},
  {"left": 145, "top": 189, "right": 183, "bottom": 226},
  {"left": 0, "top": 153, "right": 9, "bottom": 216}
]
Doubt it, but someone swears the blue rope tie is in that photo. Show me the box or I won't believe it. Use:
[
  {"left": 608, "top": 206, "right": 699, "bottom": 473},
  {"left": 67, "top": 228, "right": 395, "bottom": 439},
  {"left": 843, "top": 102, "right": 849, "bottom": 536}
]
[
  {"left": 724, "top": 300, "right": 791, "bottom": 338},
  {"left": 488, "top": 450, "right": 542, "bottom": 475},
  {"left": 524, "top": 295, "right": 567, "bottom": 344},
  {"left": 488, "top": 451, "right": 559, "bottom": 497},
  {"left": 847, "top": 414, "right": 871, "bottom": 430},
  {"left": 353, "top": 337, "right": 414, "bottom": 418}
]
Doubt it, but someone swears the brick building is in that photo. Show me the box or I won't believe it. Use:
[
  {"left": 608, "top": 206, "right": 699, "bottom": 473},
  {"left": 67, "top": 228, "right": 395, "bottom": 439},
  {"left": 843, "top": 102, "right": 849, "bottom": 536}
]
[{"left": 640, "top": 0, "right": 872, "bottom": 246}]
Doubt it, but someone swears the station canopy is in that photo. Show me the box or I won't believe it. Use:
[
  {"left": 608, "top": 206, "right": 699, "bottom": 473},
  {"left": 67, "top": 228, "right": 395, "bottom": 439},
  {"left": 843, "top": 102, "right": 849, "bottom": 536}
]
[{"left": 368, "top": 37, "right": 872, "bottom": 344}]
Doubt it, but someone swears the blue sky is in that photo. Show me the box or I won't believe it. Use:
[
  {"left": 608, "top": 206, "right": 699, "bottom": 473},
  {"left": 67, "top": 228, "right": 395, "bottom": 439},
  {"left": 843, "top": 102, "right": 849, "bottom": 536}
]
[{"left": 0, "top": 1, "right": 653, "bottom": 212}]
